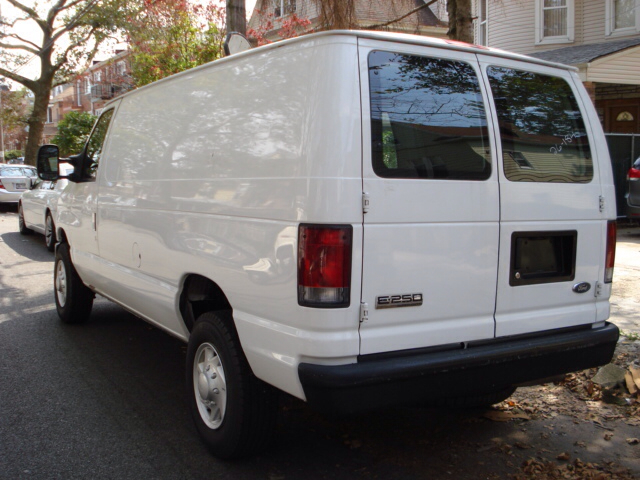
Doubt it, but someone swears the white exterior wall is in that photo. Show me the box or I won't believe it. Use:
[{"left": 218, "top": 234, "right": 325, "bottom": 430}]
[
  {"left": 484, "top": 0, "right": 638, "bottom": 56},
  {"left": 484, "top": 0, "right": 536, "bottom": 54},
  {"left": 587, "top": 46, "right": 640, "bottom": 83}
]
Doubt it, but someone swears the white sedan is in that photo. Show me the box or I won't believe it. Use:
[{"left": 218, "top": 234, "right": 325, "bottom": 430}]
[
  {"left": 18, "top": 169, "right": 69, "bottom": 252},
  {"left": 0, "top": 165, "right": 37, "bottom": 204}
]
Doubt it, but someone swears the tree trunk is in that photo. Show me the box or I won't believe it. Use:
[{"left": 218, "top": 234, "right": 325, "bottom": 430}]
[
  {"left": 447, "top": 0, "right": 474, "bottom": 44},
  {"left": 226, "top": 0, "right": 246, "bottom": 36},
  {"left": 24, "top": 82, "right": 52, "bottom": 166}
]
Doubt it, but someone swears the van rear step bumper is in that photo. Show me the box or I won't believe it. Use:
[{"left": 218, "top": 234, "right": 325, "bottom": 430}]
[{"left": 298, "top": 323, "right": 619, "bottom": 414}]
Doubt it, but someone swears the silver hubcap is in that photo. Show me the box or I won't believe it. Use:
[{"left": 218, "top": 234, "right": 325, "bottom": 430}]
[
  {"left": 55, "top": 260, "right": 67, "bottom": 308},
  {"left": 46, "top": 216, "right": 53, "bottom": 245},
  {"left": 193, "top": 342, "right": 227, "bottom": 429}
]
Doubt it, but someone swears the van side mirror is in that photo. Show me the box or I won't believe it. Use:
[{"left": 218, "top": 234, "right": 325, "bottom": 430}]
[{"left": 37, "top": 145, "right": 60, "bottom": 181}]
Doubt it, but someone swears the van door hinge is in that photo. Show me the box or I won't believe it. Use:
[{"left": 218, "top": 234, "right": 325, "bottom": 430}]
[
  {"left": 362, "top": 192, "right": 370, "bottom": 214},
  {"left": 599, "top": 196, "right": 605, "bottom": 213},
  {"left": 594, "top": 281, "right": 603, "bottom": 297},
  {"left": 360, "top": 302, "right": 369, "bottom": 323}
]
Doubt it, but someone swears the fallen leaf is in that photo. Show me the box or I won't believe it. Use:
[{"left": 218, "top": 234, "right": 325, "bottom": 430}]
[
  {"left": 514, "top": 442, "right": 532, "bottom": 450},
  {"left": 557, "top": 452, "right": 570, "bottom": 461},
  {"left": 627, "top": 438, "right": 639, "bottom": 445},
  {"left": 604, "top": 433, "right": 614, "bottom": 441},
  {"left": 483, "top": 410, "right": 530, "bottom": 422}
]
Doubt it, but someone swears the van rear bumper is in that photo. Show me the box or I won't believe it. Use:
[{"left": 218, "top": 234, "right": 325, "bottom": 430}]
[{"left": 298, "top": 323, "right": 619, "bottom": 414}]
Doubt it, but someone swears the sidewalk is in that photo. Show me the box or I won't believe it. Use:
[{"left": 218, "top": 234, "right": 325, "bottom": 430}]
[{"left": 610, "top": 225, "right": 640, "bottom": 335}]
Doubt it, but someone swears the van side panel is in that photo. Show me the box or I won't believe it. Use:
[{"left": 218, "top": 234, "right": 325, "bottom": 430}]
[{"left": 95, "top": 38, "right": 363, "bottom": 398}]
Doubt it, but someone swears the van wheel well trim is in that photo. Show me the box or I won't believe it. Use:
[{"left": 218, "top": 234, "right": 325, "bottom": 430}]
[{"left": 179, "top": 274, "right": 232, "bottom": 333}]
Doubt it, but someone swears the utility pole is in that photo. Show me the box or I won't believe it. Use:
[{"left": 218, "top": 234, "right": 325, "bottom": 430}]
[{"left": 0, "top": 83, "right": 8, "bottom": 162}]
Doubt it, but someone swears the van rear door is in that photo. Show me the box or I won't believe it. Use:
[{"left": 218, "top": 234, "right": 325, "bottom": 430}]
[
  {"left": 358, "top": 41, "right": 500, "bottom": 355},
  {"left": 477, "top": 56, "right": 603, "bottom": 338}
]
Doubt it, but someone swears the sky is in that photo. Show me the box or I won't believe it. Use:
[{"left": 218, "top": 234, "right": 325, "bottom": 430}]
[{"left": 1, "top": 0, "right": 259, "bottom": 87}]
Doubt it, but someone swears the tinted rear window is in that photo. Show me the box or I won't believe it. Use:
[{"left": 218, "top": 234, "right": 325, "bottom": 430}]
[
  {"left": 369, "top": 51, "right": 491, "bottom": 181},
  {"left": 0, "top": 167, "right": 25, "bottom": 177},
  {"left": 487, "top": 67, "right": 593, "bottom": 183}
]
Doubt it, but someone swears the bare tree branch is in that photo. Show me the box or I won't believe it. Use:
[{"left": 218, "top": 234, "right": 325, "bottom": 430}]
[
  {"left": 0, "top": 66, "right": 37, "bottom": 92},
  {"left": 51, "top": 0, "right": 101, "bottom": 43},
  {"left": 3, "top": 0, "right": 39, "bottom": 19},
  {"left": 54, "top": 26, "right": 99, "bottom": 71},
  {"left": 4, "top": 0, "right": 50, "bottom": 35},
  {"left": 0, "top": 33, "right": 42, "bottom": 52}
]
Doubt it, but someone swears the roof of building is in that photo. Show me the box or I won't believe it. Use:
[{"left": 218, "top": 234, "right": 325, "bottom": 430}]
[{"left": 529, "top": 37, "right": 640, "bottom": 65}]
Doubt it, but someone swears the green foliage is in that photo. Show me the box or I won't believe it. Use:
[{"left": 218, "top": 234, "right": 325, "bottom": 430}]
[
  {"left": 0, "top": 88, "right": 29, "bottom": 131},
  {"left": 3, "top": 150, "right": 23, "bottom": 161},
  {"left": 126, "top": 0, "right": 226, "bottom": 87},
  {"left": 52, "top": 111, "right": 98, "bottom": 157}
]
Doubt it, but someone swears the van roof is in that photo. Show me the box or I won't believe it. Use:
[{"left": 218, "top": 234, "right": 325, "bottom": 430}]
[{"left": 108, "top": 30, "right": 576, "bottom": 106}]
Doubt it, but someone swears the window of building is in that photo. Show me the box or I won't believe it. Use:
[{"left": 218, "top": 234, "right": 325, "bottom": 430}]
[
  {"left": 46, "top": 106, "right": 53, "bottom": 124},
  {"left": 76, "top": 81, "right": 82, "bottom": 107},
  {"left": 94, "top": 71, "right": 102, "bottom": 83},
  {"left": 478, "top": 0, "right": 488, "bottom": 45},
  {"left": 369, "top": 51, "right": 491, "bottom": 181},
  {"left": 273, "top": 0, "right": 295, "bottom": 17},
  {"left": 535, "top": 0, "right": 574, "bottom": 44},
  {"left": 487, "top": 67, "right": 593, "bottom": 184},
  {"left": 606, "top": 0, "right": 640, "bottom": 36}
]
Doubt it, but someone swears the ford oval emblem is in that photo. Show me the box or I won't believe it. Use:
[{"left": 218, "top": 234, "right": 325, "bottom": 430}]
[{"left": 572, "top": 282, "right": 591, "bottom": 294}]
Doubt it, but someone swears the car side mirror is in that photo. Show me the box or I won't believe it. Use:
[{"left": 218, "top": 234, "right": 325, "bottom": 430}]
[{"left": 37, "top": 145, "right": 60, "bottom": 181}]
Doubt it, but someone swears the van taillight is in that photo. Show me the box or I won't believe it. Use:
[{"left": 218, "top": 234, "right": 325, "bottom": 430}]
[
  {"left": 298, "top": 224, "right": 352, "bottom": 308},
  {"left": 628, "top": 167, "right": 640, "bottom": 180},
  {"left": 604, "top": 221, "right": 616, "bottom": 284}
]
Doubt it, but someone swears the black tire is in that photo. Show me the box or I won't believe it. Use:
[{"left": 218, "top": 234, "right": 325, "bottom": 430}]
[
  {"left": 18, "top": 204, "right": 32, "bottom": 235},
  {"left": 54, "top": 242, "right": 94, "bottom": 324},
  {"left": 45, "top": 213, "right": 56, "bottom": 252},
  {"left": 186, "top": 311, "right": 278, "bottom": 459}
]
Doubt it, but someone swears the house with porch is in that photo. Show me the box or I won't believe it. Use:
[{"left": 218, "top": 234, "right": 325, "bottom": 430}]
[
  {"left": 474, "top": 0, "right": 640, "bottom": 135},
  {"left": 248, "top": 0, "right": 449, "bottom": 42}
]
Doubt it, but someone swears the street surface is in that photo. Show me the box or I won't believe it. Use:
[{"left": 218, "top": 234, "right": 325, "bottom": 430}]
[{"left": 1, "top": 206, "right": 639, "bottom": 479}]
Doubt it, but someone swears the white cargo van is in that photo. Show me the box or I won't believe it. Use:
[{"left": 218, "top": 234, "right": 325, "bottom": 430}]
[{"left": 37, "top": 31, "right": 620, "bottom": 459}]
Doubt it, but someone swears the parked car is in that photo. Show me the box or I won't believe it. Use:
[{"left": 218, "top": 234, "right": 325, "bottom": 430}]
[
  {"left": 18, "top": 164, "right": 72, "bottom": 251},
  {"left": 38, "top": 31, "right": 619, "bottom": 459},
  {"left": 626, "top": 156, "right": 640, "bottom": 220},
  {"left": 0, "top": 165, "right": 36, "bottom": 205}
]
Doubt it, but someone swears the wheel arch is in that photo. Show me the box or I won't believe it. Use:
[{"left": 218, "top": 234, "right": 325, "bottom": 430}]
[
  {"left": 56, "top": 227, "right": 68, "bottom": 245},
  {"left": 179, "top": 274, "right": 233, "bottom": 333}
]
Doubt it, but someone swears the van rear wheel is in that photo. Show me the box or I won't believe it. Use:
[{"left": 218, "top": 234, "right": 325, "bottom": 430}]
[
  {"left": 54, "top": 243, "right": 94, "bottom": 324},
  {"left": 186, "top": 311, "right": 278, "bottom": 459}
]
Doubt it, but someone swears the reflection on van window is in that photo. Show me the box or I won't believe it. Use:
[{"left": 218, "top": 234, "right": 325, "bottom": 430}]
[
  {"left": 85, "top": 109, "right": 114, "bottom": 180},
  {"left": 487, "top": 67, "right": 593, "bottom": 183},
  {"left": 369, "top": 51, "right": 491, "bottom": 180}
]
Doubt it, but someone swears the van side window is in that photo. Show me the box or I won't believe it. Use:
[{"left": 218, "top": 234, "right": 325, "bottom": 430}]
[
  {"left": 487, "top": 67, "right": 593, "bottom": 183},
  {"left": 85, "top": 109, "right": 114, "bottom": 180},
  {"left": 368, "top": 51, "right": 491, "bottom": 180}
]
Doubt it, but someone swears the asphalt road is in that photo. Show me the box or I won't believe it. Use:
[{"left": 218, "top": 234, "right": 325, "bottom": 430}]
[{"left": 1, "top": 206, "right": 639, "bottom": 480}]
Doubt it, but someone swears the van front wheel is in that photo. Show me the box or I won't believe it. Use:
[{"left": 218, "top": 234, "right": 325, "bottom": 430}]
[
  {"left": 186, "top": 311, "right": 278, "bottom": 459},
  {"left": 54, "top": 243, "right": 94, "bottom": 324}
]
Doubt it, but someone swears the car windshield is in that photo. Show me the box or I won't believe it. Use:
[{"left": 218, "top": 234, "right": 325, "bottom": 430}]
[{"left": 0, "top": 167, "right": 27, "bottom": 177}]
